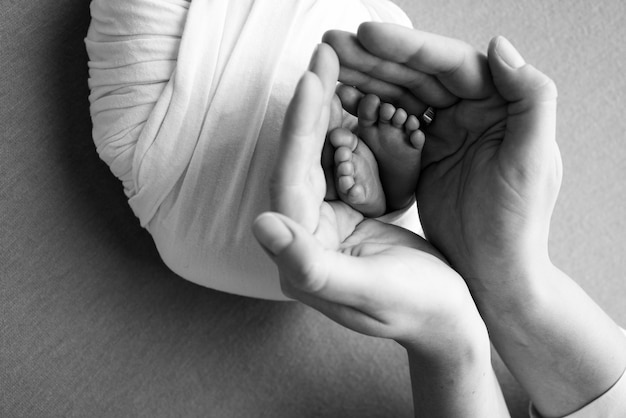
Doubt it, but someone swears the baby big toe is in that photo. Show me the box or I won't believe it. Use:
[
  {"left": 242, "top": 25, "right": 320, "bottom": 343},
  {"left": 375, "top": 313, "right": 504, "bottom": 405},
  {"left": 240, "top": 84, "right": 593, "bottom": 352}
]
[
  {"left": 378, "top": 103, "right": 396, "bottom": 123},
  {"left": 357, "top": 94, "right": 381, "bottom": 128},
  {"left": 336, "top": 84, "right": 363, "bottom": 116},
  {"left": 329, "top": 128, "right": 358, "bottom": 151}
]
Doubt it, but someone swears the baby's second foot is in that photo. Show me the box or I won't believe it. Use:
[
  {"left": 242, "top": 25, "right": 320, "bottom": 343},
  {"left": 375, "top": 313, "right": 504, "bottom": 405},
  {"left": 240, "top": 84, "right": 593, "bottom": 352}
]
[
  {"left": 329, "top": 128, "right": 385, "bottom": 218},
  {"left": 356, "top": 94, "right": 425, "bottom": 212}
]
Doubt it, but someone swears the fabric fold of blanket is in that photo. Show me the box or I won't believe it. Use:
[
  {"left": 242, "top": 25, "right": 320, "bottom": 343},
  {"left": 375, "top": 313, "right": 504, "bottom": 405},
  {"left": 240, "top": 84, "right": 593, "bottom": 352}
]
[{"left": 86, "top": 0, "right": 413, "bottom": 299}]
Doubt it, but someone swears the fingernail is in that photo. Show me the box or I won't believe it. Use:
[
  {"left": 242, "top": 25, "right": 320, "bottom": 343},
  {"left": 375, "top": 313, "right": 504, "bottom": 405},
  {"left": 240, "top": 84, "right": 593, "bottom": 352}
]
[
  {"left": 253, "top": 213, "right": 294, "bottom": 256},
  {"left": 495, "top": 36, "right": 525, "bottom": 69}
]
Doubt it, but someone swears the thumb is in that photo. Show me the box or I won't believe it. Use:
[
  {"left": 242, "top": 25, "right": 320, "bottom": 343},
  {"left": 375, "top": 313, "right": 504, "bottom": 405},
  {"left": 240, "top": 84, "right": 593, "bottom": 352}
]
[
  {"left": 253, "top": 212, "right": 327, "bottom": 297},
  {"left": 253, "top": 212, "right": 297, "bottom": 258},
  {"left": 488, "top": 36, "right": 558, "bottom": 163},
  {"left": 252, "top": 212, "right": 375, "bottom": 305}
]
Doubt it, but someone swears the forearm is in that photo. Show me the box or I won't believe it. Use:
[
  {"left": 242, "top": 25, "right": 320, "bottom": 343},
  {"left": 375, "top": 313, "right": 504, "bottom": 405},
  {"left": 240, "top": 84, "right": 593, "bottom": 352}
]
[
  {"left": 403, "top": 322, "right": 510, "bottom": 418},
  {"left": 473, "top": 263, "right": 626, "bottom": 417}
]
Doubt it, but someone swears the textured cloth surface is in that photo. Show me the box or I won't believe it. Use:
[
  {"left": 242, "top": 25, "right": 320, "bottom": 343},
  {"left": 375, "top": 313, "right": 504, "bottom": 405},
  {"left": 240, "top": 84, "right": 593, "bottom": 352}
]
[{"left": 86, "top": 0, "right": 413, "bottom": 299}]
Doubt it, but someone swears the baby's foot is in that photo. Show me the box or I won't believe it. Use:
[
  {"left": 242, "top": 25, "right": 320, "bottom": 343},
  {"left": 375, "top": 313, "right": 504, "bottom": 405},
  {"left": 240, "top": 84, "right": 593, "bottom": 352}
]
[
  {"left": 322, "top": 95, "right": 346, "bottom": 201},
  {"left": 329, "top": 127, "right": 385, "bottom": 218},
  {"left": 356, "top": 94, "right": 424, "bottom": 212}
]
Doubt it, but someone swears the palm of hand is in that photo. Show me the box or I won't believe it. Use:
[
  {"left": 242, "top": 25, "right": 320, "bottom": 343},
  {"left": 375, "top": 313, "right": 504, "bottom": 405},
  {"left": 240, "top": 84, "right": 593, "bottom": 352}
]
[
  {"left": 322, "top": 24, "right": 560, "bottom": 282},
  {"left": 275, "top": 104, "right": 467, "bottom": 342},
  {"left": 271, "top": 44, "right": 477, "bottom": 343},
  {"left": 417, "top": 95, "right": 555, "bottom": 281},
  {"left": 299, "top": 164, "right": 438, "bottom": 262},
  {"left": 316, "top": 199, "right": 473, "bottom": 344}
]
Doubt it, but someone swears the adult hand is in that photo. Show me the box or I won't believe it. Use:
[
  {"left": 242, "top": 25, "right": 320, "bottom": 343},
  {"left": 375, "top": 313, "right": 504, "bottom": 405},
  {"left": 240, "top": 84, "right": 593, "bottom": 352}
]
[
  {"left": 256, "top": 43, "right": 478, "bottom": 348},
  {"left": 252, "top": 43, "right": 506, "bottom": 417},
  {"left": 325, "top": 24, "right": 626, "bottom": 418},
  {"left": 324, "top": 24, "right": 560, "bottom": 295}
]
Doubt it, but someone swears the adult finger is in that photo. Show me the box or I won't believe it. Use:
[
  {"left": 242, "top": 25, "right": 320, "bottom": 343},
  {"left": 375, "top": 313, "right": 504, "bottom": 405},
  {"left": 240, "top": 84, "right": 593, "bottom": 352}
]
[
  {"left": 356, "top": 22, "right": 495, "bottom": 100},
  {"left": 271, "top": 68, "right": 327, "bottom": 231},
  {"left": 308, "top": 43, "right": 340, "bottom": 142},
  {"left": 273, "top": 70, "right": 324, "bottom": 187},
  {"left": 277, "top": 43, "right": 338, "bottom": 168},
  {"left": 324, "top": 29, "right": 456, "bottom": 108},
  {"left": 277, "top": 43, "right": 339, "bottom": 176},
  {"left": 271, "top": 45, "right": 341, "bottom": 227},
  {"left": 487, "top": 36, "right": 559, "bottom": 169},
  {"left": 338, "top": 67, "right": 428, "bottom": 116},
  {"left": 308, "top": 43, "right": 340, "bottom": 106}
]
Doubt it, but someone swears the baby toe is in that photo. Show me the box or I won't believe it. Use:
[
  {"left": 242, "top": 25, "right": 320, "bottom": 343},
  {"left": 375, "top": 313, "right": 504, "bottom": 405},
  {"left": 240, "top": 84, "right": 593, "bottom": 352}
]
[
  {"left": 329, "top": 128, "right": 358, "bottom": 151},
  {"left": 334, "top": 146, "right": 353, "bottom": 164},
  {"left": 336, "top": 161, "right": 354, "bottom": 177},
  {"left": 329, "top": 95, "right": 344, "bottom": 130},
  {"left": 409, "top": 129, "right": 426, "bottom": 152},
  {"left": 391, "top": 108, "right": 408, "bottom": 128},
  {"left": 379, "top": 103, "right": 395, "bottom": 123},
  {"left": 357, "top": 94, "right": 381, "bottom": 128},
  {"left": 338, "top": 175, "right": 356, "bottom": 194},
  {"left": 405, "top": 115, "right": 420, "bottom": 132},
  {"left": 336, "top": 84, "right": 363, "bottom": 116}
]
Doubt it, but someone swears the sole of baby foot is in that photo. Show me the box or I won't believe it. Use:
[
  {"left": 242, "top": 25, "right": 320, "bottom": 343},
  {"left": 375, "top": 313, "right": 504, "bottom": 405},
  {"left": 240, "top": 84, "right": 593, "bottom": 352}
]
[
  {"left": 329, "top": 128, "right": 386, "bottom": 218},
  {"left": 357, "top": 95, "right": 424, "bottom": 212}
]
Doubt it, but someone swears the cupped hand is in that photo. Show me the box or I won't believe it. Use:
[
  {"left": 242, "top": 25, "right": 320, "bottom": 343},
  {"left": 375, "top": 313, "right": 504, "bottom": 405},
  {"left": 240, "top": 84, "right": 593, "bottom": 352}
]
[
  {"left": 324, "top": 24, "right": 561, "bottom": 290},
  {"left": 254, "top": 43, "right": 485, "bottom": 352}
]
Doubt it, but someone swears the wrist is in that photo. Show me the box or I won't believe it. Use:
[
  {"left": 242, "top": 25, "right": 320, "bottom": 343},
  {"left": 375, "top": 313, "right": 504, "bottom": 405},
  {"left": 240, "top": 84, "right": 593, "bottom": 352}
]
[
  {"left": 401, "top": 297, "right": 491, "bottom": 370},
  {"left": 472, "top": 260, "right": 626, "bottom": 417},
  {"left": 403, "top": 319, "right": 505, "bottom": 418},
  {"left": 467, "top": 254, "right": 555, "bottom": 316},
  {"left": 404, "top": 327, "right": 491, "bottom": 379}
]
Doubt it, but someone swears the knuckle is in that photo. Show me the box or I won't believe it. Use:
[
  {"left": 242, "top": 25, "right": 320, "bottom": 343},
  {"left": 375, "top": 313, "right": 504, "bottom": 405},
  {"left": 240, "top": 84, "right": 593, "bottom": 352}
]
[
  {"left": 526, "top": 65, "right": 558, "bottom": 101},
  {"left": 295, "top": 259, "right": 327, "bottom": 293},
  {"left": 536, "top": 76, "right": 558, "bottom": 101}
]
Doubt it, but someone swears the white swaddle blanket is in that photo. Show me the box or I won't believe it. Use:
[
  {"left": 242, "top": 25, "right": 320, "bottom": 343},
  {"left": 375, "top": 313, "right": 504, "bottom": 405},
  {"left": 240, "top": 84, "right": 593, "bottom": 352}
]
[{"left": 86, "top": 0, "right": 414, "bottom": 300}]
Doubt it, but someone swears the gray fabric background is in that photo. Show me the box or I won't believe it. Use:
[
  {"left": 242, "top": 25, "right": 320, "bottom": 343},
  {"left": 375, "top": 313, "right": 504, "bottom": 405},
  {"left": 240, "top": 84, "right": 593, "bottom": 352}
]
[{"left": 1, "top": 1, "right": 624, "bottom": 417}]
